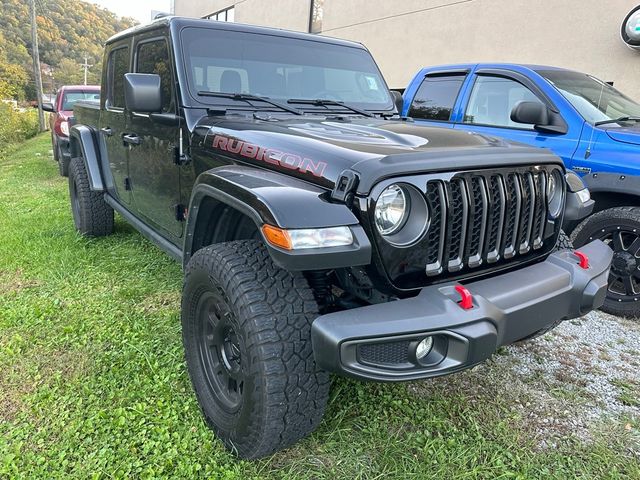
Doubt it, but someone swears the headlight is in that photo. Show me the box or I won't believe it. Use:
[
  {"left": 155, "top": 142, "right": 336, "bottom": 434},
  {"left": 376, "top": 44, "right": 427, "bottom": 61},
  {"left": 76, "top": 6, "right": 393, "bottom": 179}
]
[
  {"left": 374, "top": 183, "right": 429, "bottom": 246},
  {"left": 60, "top": 120, "right": 69, "bottom": 136},
  {"left": 262, "top": 225, "right": 353, "bottom": 250},
  {"left": 374, "top": 184, "right": 409, "bottom": 235},
  {"left": 547, "top": 170, "right": 564, "bottom": 218}
]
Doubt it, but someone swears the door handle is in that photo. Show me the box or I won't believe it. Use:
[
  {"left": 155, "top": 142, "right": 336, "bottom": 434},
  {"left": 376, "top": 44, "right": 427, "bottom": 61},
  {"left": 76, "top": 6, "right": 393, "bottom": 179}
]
[
  {"left": 122, "top": 134, "right": 141, "bottom": 146},
  {"left": 101, "top": 127, "right": 113, "bottom": 136}
]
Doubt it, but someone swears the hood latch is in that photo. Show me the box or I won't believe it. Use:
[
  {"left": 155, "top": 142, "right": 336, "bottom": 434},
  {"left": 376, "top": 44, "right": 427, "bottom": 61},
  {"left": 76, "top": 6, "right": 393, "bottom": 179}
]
[{"left": 331, "top": 170, "right": 359, "bottom": 206}]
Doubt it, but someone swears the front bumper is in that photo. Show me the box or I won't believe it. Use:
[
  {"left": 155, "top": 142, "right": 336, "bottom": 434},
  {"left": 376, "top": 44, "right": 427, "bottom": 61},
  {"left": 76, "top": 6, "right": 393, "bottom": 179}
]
[{"left": 311, "top": 240, "right": 612, "bottom": 381}]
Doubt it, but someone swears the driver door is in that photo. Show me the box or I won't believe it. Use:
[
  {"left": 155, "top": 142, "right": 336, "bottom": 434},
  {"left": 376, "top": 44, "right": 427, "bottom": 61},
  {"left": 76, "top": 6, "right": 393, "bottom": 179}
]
[{"left": 126, "top": 35, "right": 182, "bottom": 240}]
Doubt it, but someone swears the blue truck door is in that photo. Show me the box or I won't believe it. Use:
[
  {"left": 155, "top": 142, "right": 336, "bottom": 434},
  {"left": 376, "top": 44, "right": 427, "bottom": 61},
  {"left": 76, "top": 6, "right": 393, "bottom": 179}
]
[
  {"left": 403, "top": 69, "right": 469, "bottom": 128},
  {"left": 452, "top": 70, "right": 579, "bottom": 165}
]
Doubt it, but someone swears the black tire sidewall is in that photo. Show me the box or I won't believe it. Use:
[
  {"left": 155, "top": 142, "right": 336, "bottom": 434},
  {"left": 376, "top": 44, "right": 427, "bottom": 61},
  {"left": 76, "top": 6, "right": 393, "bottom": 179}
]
[
  {"left": 69, "top": 162, "right": 83, "bottom": 231},
  {"left": 181, "top": 267, "right": 258, "bottom": 439}
]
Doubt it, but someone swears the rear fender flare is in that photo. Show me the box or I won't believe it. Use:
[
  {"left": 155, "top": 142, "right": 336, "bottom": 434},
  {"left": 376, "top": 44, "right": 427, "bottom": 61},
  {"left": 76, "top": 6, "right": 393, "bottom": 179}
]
[{"left": 69, "top": 125, "right": 104, "bottom": 191}]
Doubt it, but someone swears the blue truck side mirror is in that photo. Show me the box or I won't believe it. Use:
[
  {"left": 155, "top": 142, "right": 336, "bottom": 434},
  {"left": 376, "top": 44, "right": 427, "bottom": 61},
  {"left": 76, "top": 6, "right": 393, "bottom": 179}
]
[
  {"left": 510, "top": 101, "right": 549, "bottom": 126},
  {"left": 511, "top": 101, "right": 567, "bottom": 134}
]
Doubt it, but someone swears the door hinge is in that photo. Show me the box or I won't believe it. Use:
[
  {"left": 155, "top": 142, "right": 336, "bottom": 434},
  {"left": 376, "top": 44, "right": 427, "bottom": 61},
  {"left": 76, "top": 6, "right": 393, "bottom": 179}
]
[
  {"left": 174, "top": 204, "right": 187, "bottom": 222},
  {"left": 124, "top": 177, "right": 131, "bottom": 191},
  {"left": 331, "top": 170, "right": 359, "bottom": 205}
]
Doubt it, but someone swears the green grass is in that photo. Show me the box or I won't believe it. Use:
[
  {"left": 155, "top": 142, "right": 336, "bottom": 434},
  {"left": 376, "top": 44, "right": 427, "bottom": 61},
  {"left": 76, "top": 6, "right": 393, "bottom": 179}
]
[{"left": 0, "top": 134, "right": 639, "bottom": 479}]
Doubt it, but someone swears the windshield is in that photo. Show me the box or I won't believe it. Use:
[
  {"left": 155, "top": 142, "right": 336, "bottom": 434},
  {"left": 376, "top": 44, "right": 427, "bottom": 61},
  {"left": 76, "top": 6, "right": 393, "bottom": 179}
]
[
  {"left": 538, "top": 69, "right": 640, "bottom": 126},
  {"left": 61, "top": 91, "right": 100, "bottom": 111},
  {"left": 180, "top": 27, "right": 393, "bottom": 113}
]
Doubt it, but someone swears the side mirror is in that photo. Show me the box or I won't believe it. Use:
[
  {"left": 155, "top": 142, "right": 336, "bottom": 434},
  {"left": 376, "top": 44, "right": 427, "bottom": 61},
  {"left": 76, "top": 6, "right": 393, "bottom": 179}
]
[
  {"left": 124, "top": 73, "right": 162, "bottom": 113},
  {"left": 42, "top": 102, "right": 55, "bottom": 112},
  {"left": 510, "top": 101, "right": 549, "bottom": 126},
  {"left": 390, "top": 90, "right": 404, "bottom": 115}
]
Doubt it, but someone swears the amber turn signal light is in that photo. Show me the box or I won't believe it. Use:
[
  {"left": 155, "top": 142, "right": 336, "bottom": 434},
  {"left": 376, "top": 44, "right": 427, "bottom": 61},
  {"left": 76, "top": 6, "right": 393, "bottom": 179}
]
[{"left": 262, "top": 225, "right": 293, "bottom": 250}]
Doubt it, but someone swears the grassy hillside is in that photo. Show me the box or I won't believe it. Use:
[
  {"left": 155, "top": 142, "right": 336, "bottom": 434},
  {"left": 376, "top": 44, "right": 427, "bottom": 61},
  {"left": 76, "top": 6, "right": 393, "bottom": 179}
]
[
  {"left": 0, "top": 135, "right": 638, "bottom": 478},
  {"left": 0, "top": 0, "right": 136, "bottom": 100}
]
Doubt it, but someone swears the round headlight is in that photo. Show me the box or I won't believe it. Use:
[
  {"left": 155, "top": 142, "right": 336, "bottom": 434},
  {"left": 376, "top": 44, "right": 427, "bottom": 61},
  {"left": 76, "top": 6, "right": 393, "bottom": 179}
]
[
  {"left": 547, "top": 170, "right": 563, "bottom": 218},
  {"left": 375, "top": 184, "right": 409, "bottom": 235}
]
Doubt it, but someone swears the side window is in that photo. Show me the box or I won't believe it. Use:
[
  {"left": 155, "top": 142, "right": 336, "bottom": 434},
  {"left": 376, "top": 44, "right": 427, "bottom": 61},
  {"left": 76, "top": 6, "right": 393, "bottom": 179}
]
[
  {"left": 408, "top": 74, "right": 466, "bottom": 121},
  {"left": 136, "top": 39, "right": 173, "bottom": 112},
  {"left": 108, "top": 47, "right": 129, "bottom": 109},
  {"left": 464, "top": 75, "right": 543, "bottom": 128}
]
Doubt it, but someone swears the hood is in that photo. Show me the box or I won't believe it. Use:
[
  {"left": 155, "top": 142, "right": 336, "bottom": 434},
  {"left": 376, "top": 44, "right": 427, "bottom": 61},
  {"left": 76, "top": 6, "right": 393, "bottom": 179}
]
[
  {"left": 605, "top": 126, "right": 640, "bottom": 146},
  {"left": 192, "top": 115, "right": 553, "bottom": 190}
]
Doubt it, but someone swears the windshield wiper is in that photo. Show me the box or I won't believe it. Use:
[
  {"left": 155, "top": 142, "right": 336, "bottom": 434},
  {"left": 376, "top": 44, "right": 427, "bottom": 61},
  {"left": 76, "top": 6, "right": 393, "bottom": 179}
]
[
  {"left": 197, "top": 91, "right": 303, "bottom": 115},
  {"left": 287, "top": 98, "right": 373, "bottom": 117},
  {"left": 594, "top": 116, "right": 640, "bottom": 126}
]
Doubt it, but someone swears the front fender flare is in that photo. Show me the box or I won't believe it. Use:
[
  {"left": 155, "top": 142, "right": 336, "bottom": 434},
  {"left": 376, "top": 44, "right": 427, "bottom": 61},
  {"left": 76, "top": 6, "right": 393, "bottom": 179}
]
[
  {"left": 184, "top": 166, "right": 372, "bottom": 270},
  {"left": 69, "top": 125, "right": 104, "bottom": 191},
  {"left": 582, "top": 172, "right": 640, "bottom": 198}
]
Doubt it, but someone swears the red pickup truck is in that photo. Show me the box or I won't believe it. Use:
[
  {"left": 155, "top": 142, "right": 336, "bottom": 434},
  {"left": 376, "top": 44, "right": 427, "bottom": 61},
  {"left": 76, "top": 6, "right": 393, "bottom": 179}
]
[{"left": 43, "top": 85, "right": 100, "bottom": 176}]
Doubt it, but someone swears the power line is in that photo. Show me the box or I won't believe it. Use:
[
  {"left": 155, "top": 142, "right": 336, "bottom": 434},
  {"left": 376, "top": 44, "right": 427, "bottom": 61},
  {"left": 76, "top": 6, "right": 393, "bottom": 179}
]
[{"left": 320, "top": 0, "right": 476, "bottom": 33}]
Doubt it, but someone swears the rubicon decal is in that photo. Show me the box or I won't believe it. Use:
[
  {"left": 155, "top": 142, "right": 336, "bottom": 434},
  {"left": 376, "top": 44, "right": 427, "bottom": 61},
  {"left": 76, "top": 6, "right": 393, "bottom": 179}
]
[{"left": 212, "top": 135, "right": 327, "bottom": 178}]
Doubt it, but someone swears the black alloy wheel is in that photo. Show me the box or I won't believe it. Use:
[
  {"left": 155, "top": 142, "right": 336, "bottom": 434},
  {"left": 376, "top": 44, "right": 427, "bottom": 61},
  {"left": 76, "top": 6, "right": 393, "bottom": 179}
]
[
  {"left": 572, "top": 206, "right": 640, "bottom": 318},
  {"left": 197, "top": 289, "right": 244, "bottom": 412}
]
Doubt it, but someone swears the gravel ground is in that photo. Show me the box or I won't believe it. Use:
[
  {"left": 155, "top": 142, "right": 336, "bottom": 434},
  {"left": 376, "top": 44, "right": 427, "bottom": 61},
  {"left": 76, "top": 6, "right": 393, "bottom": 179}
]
[{"left": 410, "top": 310, "right": 640, "bottom": 450}]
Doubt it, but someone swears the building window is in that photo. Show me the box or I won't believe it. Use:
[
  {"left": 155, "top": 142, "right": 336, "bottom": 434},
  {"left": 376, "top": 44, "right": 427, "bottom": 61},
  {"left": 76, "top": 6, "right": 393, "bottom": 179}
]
[
  {"left": 206, "top": 6, "right": 235, "bottom": 22},
  {"left": 309, "top": 0, "right": 324, "bottom": 33}
]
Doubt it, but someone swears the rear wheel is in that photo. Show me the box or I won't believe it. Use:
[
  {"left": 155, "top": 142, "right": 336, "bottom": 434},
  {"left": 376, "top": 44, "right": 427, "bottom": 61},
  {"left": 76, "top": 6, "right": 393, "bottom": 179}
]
[
  {"left": 182, "top": 240, "right": 330, "bottom": 459},
  {"left": 572, "top": 206, "right": 640, "bottom": 318},
  {"left": 68, "top": 157, "right": 114, "bottom": 237}
]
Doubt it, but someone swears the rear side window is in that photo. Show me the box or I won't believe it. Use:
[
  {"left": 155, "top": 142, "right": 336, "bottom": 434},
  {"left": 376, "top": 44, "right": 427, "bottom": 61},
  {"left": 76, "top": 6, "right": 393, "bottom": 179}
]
[
  {"left": 464, "top": 75, "right": 543, "bottom": 128},
  {"left": 408, "top": 74, "right": 466, "bottom": 121},
  {"left": 136, "top": 39, "right": 173, "bottom": 112},
  {"left": 108, "top": 47, "right": 129, "bottom": 109}
]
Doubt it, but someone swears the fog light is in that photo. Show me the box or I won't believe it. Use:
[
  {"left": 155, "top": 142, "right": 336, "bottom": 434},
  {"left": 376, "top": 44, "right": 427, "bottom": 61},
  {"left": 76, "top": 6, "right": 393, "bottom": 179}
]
[{"left": 415, "top": 336, "right": 434, "bottom": 360}]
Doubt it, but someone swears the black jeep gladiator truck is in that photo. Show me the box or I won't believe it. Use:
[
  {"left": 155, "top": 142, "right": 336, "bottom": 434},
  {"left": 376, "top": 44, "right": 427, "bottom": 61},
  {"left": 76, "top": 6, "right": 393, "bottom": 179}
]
[{"left": 69, "top": 17, "right": 611, "bottom": 459}]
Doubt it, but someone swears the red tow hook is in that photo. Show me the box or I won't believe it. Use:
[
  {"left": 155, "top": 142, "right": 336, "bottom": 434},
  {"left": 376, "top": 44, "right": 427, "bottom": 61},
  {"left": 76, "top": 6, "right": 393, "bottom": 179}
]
[
  {"left": 454, "top": 285, "right": 474, "bottom": 310},
  {"left": 574, "top": 250, "right": 590, "bottom": 269}
]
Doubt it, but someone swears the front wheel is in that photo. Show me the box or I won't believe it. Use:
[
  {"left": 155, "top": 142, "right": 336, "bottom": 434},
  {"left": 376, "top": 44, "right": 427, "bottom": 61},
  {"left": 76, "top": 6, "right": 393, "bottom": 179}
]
[
  {"left": 572, "top": 206, "right": 640, "bottom": 318},
  {"left": 181, "top": 240, "right": 330, "bottom": 459}
]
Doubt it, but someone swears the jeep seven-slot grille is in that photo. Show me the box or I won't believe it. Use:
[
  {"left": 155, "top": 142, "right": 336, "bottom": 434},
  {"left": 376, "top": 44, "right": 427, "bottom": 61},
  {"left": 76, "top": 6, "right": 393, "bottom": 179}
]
[
  {"left": 424, "top": 170, "right": 550, "bottom": 277},
  {"left": 372, "top": 166, "right": 563, "bottom": 290}
]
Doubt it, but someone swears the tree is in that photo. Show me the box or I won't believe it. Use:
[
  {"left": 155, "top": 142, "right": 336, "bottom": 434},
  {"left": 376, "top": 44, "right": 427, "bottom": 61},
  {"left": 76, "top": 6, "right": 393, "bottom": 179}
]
[
  {"left": 0, "top": 0, "right": 137, "bottom": 101},
  {"left": 0, "top": 33, "right": 29, "bottom": 100},
  {"left": 54, "top": 58, "right": 83, "bottom": 87}
]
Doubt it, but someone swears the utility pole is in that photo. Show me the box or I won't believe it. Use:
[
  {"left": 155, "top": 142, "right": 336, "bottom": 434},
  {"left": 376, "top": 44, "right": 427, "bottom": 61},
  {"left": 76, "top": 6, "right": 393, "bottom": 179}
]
[
  {"left": 30, "top": 0, "right": 45, "bottom": 132},
  {"left": 81, "top": 57, "right": 93, "bottom": 86}
]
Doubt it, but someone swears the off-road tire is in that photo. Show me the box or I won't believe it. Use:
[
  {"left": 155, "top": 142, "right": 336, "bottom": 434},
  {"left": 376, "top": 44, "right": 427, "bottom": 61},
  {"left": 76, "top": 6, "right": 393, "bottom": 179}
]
[
  {"left": 572, "top": 206, "right": 640, "bottom": 318},
  {"left": 58, "top": 146, "right": 69, "bottom": 177},
  {"left": 68, "top": 157, "right": 114, "bottom": 237},
  {"left": 181, "top": 240, "right": 330, "bottom": 459},
  {"left": 517, "top": 230, "right": 573, "bottom": 341},
  {"left": 52, "top": 135, "right": 59, "bottom": 162}
]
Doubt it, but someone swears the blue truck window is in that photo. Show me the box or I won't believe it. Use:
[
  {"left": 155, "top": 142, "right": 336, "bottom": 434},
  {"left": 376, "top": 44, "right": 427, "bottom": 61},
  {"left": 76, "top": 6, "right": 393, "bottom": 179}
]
[
  {"left": 408, "top": 74, "right": 465, "bottom": 121},
  {"left": 464, "top": 75, "right": 542, "bottom": 128}
]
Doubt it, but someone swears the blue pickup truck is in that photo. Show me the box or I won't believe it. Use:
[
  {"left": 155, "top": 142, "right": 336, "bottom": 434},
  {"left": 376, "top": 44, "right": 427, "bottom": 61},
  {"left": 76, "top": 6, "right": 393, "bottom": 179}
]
[{"left": 403, "top": 64, "right": 640, "bottom": 317}]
